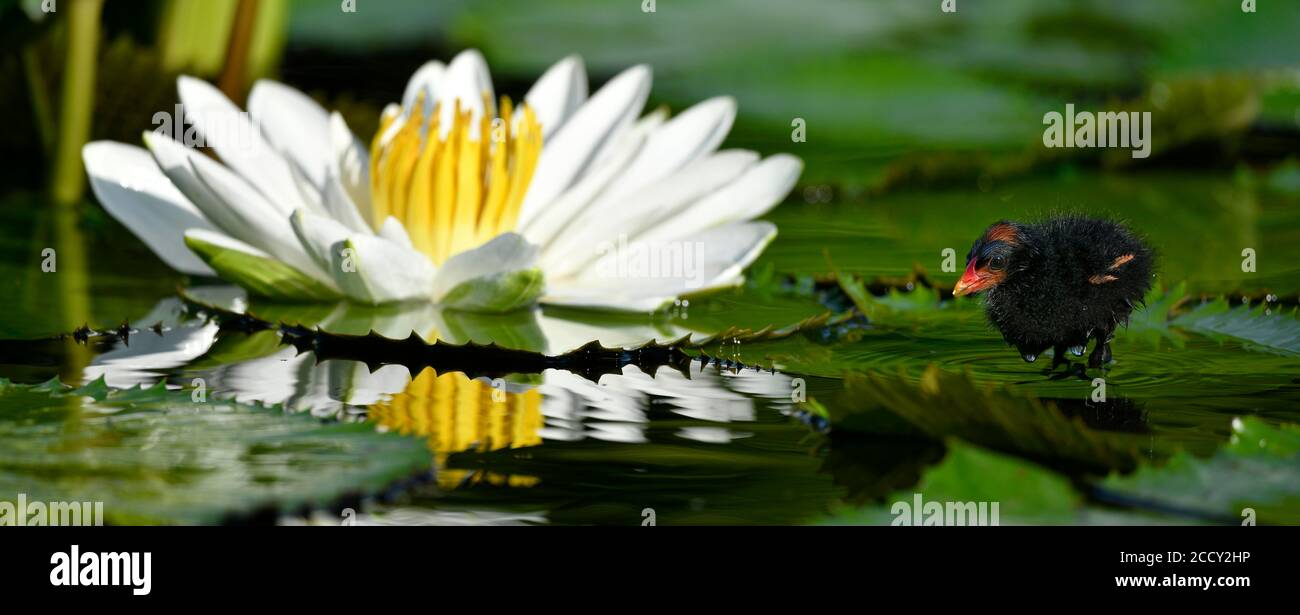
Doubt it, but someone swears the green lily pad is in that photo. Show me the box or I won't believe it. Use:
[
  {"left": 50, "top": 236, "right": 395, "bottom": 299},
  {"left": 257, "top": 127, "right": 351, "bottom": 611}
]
[
  {"left": 820, "top": 440, "right": 1086, "bottom": 525},
  {"left": 1172, "top": 298, "right": 1300, "bottom": 356},
  {"left": 0, "top": 377, "right": 430, "bottom": 525}
]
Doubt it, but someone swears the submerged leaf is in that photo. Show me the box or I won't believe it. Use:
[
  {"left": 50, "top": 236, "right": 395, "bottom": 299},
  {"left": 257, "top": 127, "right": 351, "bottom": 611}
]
[
  {"left": 823, "top": 418, "right": 1300, "bottom": 525},
  {"left": 1098, "top": 418, "right": 1300, "bottom": 524},
  {"left": 838, "top": 365, "right": 1141, "bottom": 472}
]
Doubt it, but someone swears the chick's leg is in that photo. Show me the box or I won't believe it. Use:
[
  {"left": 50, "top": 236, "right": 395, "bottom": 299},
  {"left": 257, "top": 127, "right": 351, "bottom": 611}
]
[
  {"left": 1087, "top": 326, "right": 1114, "bottom": 368},
  {"left": 1051, "top": 344, "right": 1070, "bottom": 369}
]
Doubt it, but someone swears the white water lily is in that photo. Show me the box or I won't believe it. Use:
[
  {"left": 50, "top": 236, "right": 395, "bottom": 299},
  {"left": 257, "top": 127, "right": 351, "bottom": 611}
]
[{"left": 82, "top": 49, "right": 802, "bottom": 313}]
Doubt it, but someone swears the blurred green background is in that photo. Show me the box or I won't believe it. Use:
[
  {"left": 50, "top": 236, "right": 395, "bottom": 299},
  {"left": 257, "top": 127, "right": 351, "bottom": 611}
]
[{"left": 2, "top": 0, "right": 1299, "bottom": 335}]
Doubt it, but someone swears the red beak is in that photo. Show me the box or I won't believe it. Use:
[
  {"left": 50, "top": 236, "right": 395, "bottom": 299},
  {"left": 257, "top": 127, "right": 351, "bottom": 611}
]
[{"left": 952, "top": 261, "right": 986, "bottom": 297}]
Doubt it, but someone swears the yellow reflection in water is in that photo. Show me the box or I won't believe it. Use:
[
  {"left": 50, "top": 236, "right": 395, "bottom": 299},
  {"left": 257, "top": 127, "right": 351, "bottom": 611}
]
[{"left": 368, "top": 368, "right": 542, "bottom": 489}]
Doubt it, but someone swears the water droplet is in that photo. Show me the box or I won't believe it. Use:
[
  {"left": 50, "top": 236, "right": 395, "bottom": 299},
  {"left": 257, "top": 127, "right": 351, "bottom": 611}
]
[{"left": 1022, "top": 353, "right": 1037, "bottom": 363}]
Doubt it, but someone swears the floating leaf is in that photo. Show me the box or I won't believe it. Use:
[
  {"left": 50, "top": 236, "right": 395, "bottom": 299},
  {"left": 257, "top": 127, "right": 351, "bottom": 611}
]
[
  {"left": 1172, "top": 298, "right": 1300, "bottom": 356},
  {"left": 821, "top": 440, "right": 1085, "bottom": 525},
  {"left": 0, "top": 378, "right": 430, "bottom": 525},
  {"left": 1228, "top": 417, "right": 1300, "bottom": 457}
]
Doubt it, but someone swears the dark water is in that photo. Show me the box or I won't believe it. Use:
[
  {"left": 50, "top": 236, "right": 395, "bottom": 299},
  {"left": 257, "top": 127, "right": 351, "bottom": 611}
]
[{"left": 2, "top": 169, "right": 1299, "bottom": 525}]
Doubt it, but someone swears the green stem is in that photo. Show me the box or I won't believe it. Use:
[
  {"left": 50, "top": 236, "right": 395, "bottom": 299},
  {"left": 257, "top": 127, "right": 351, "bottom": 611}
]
[
  {"left": 52, "top": 203, "right": 91, "bottom": 380},
  {"left": 21, "top": 45, "right": 56, "bottom": 158},
  {"left": 49, "top": 0, "right": 105, "bottom": 207}
]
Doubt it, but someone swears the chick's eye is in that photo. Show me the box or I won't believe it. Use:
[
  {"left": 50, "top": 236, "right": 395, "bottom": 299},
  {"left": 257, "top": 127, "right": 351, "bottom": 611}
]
[{"left": 989, "top": 255, "right": 1007, "bottom": 270}]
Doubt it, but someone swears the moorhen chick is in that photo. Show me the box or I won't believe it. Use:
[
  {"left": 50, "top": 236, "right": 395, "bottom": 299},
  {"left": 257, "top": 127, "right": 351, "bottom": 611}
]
[{"left": 953, "top": 216, "right": 1154, "bottom": 368}]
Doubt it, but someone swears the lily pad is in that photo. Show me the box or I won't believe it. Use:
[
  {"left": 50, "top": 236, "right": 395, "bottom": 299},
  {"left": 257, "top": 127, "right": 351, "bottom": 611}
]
[
  {"left": 1172, "top": 298, "right": 1300, "bottom": 356},
  {"left": 0, "top": 377, "right": 430, "bottom": 524},
  {"left": 820, "top": 440, "right": 1089, "bottom": 525}
]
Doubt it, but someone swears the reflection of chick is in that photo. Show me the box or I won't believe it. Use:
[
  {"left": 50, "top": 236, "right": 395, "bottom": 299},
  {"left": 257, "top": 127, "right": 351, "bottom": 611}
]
[
  {"left": 953, "top": 216, "right": 1154, "bottom": 368},
  {"left": 369, "top": 368, "right": 542, "bottom": 489}
]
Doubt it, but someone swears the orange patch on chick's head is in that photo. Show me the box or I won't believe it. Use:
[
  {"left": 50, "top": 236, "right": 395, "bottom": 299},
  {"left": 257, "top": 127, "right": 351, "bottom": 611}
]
[{"left": 984, "top": 222, "right": 1020, "bottom": 246}]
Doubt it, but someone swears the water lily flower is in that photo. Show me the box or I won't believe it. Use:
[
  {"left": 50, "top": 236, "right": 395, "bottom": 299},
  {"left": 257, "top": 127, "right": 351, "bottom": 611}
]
[{"left": 82, "top": 50, "right": 802, "bottom": 313}]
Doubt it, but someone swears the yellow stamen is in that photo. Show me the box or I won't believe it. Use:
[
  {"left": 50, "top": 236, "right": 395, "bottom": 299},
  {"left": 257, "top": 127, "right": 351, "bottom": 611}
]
[
  {"left": 385, "top": 99, "right": 426, "bottom": 223},
  {"left": 448, "top": 109, "right": 483, "bottom": 257},
  {"left": 368, "top": 105, "right": 401, "bottom": 228},
  {"left": 368, "top": 94, "right": 543, "bottom": 265},
  {"left": 430, "top": 101, "right": 461, "bottom": 263},
  {"left": 477, "top": 97, "right": 513, "bottom": 243},
  {"left": 498, "top": 104, "right": 541, "bottom": 237},
  {"left": 405, "top": 104, "right": 441, "bottom": 256}
]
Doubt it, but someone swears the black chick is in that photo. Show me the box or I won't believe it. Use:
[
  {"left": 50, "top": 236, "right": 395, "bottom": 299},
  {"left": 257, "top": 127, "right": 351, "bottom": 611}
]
[{"left": 953, "top": 216, "right": 1154, "bottom": 368}]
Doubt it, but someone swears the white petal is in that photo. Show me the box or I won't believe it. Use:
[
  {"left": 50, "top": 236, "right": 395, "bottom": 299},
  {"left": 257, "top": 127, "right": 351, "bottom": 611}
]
[
  {"left": 599, "top": 96, "right": 736, "bottom": 204},
  {"left": 686, "top": 220, "right": 780, "bottom": 289},
  {"left": 284, "top": 155, "right": 327, "bottom": 216},
  {"left": 377, "top": 103, "right": 404, "bottom": 148},
  {"left": 402, "top": 60, "right": 446, "bottom": 114},
  {"left": 522, "top": 54, "right": 588, "bottom": 139},
  {"left": 637, "top": 154, "right": 802, "bottom": 244},
  {"left": 540, "top": 291, "right": 676, "bottom": 313},
  {"left": 519, "top": 109, "right": 662, "bottom": 249},
  {"left": 330, "top": 233, "right": 436, "bottom": 305},
  {"left": 247, "top": 79, "right": 331, "bottom": 188},
  {"left": 546, "top": 221, "right": 778, "bottom": 310},
  {"left": 543, "top": 150, "right": 758, "bottom": 278},
  {"left": 289, "top": 209, "right": 354, "bottom": 273},
  {"left": 82, "top": 141, "right": 216, "bottom": 276},
  {"left": 321, "top": 168, "right": 372, "bottom": 234},
  {"left": 177, "top": 76, "right": 310, "bottom": 214},
  {"left": 433, "top": 49, "right": 495, "bottom": 139},
  {"left": 431, "top": 232, "right": 540, "bottom": 302},
  {"left": 152, "top": 132, "right": 332, "bottom": 285},
  {"left": 586, "top": 106, "right": 666, "bottom": 173},
  {"left": 327, "top": 112, "right": 373, "bottom": 228},
  {"left": 378, "top": 216, "right": 415, "bottom": 250},
  {"left": 143, "top": 131, "right": 234, "bottom": 222},
  {"left": 516, "top": 65, "right": 652, "bottom": 228}
]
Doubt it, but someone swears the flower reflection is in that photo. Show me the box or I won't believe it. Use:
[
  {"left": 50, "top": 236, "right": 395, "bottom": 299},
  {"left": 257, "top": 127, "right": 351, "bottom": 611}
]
[
  {"left": 76, "top": 292, "right": 801, "bottom": 494},
  {"left": 368, "top": 368, "right": 543, "bottom": 490}
]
